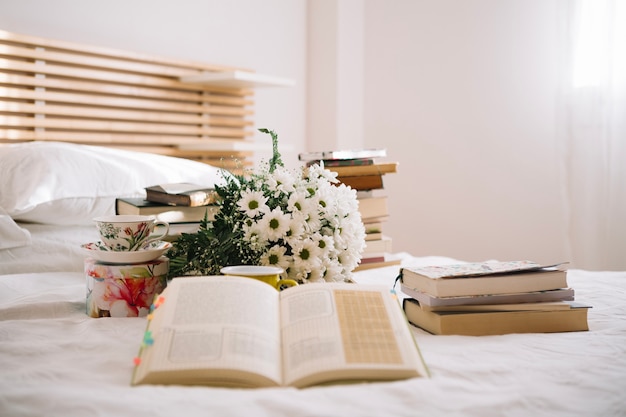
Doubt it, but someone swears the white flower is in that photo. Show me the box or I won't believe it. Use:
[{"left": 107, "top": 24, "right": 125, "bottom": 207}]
[
  {"left": 290, "top": 238, "right": 323, "bottom": 280},
  {"left": 315, "top": 180, "right": 338, "bottom": 214},
  {"left": 307, "top": 163, "right": 339, "bottom": 184},
  {"left": 243, "top": 221, "right": 268, "bottom": 250},
  {"left": 316, "top": 233, "right": 335, "bottom": 256},
  {"left": 238, "top": 189, "right": 268, "bottom": 218},
  {"left": 168, "top": 128, "right": 366, "bottom": 283},
  {"left": 322, "top": 260, "right": 344, "bottom": 282},
  {"left": 267, "top": 166, "right": 297, "bottom": 196},
  {"left": 287, "top": 190, "right": 308, "bottom": 215},
  {"left": 258, "top": 207, "right": 292, "bottom": 242},
  {"left": 284, "top": 216, "right": 305, "bottom": 246},
  {"left": 260, "top": 244, "right": 291, "bottom": 271}
]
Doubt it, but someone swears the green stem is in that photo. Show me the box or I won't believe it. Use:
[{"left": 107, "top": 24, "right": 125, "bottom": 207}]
[{"left": 259, "top": 128, "right": 283, "bottom": 173}]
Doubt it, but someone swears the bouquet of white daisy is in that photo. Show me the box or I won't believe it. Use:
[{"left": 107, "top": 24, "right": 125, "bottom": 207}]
[{"left": 168, "top": 129, "right": 366, "bottom": 283}]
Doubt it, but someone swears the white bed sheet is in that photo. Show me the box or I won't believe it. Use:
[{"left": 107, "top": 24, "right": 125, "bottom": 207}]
[
  {"left": 0, "top": 222, "right": 98, "bottom": 276},
  {"left": 1, "top": 229, "right": 626, "bottom": 416}
]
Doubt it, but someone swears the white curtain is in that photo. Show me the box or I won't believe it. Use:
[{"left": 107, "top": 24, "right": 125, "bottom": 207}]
[{"left": 558, "top": 0, "right": 626, "bottom": 270}]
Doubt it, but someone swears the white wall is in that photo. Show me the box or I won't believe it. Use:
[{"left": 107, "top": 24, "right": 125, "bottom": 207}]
[
  {"left": 0, "top": 0, "right": 574, "bottom": 267},
  {"left": 307, "top": 0, "right": 364, "bottom": 151},
  {"left": 0, "top": 0, "right": 307, "bottom": 169},
  {"left": 363, "top": 0, "right": 568, "bottom": 266}
]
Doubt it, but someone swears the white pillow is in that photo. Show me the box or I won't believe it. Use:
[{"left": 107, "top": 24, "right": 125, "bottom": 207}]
[{"left": 0, "top": 141, "right": 229, "bottom": 225}]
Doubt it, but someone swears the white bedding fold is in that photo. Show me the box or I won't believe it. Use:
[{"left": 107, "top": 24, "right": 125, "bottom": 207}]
[
  {"left": 1, "top": 257, "right": 625, "bottom": 417},
  {"left": 0, "top": 210, "right": 31, "bottom": 250},
  {"left": 0, "top": 223, "right": 97, "bottom": 275}
]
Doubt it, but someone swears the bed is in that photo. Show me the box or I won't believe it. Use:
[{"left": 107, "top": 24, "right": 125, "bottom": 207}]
[
  {"left": 1, "top": 141, "right": 625, "bottom": 417},
  {"left": 2, "top": 31, "right": 626, "bottom": 417}
]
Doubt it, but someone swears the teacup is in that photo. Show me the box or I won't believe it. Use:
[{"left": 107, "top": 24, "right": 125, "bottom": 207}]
[
  {"left": 94, "top": 215, "right": 169, "bottom": 251},
  {"left": 220, "top": 265, "right": 298, "bottom": 291}
]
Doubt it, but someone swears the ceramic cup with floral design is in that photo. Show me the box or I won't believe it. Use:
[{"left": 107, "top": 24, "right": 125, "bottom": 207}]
[
  {"left": 220, "top": 265, "right": 298, "bottom": 291},
  {"left": 94, "top": 215, "right": 169, "bottom": 251}
]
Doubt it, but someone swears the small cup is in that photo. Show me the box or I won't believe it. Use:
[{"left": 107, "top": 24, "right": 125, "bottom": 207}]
[
  {"left": 94, "top": 215, "right": 169, "bottom": 252},
  {"left": 220, "top": 265, "right": 298, "bottom": 291}
]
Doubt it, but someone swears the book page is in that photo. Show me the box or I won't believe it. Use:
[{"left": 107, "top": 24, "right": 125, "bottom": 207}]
[
  {"left": 279, "top": 283, "right": 427, "bottom": 387},
  {"left": 132, "top": 276, "right": 282, "bottom": 387}
]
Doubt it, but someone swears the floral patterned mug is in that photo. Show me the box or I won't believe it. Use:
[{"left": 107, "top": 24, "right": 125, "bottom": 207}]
[{"left": 94, "top": 215, "right": 169, "bottom": 251}]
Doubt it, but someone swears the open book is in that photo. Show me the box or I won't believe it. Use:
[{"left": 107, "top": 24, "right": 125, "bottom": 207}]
[{"left": 131, "top": 276, "right": 429, "bottom": 388}]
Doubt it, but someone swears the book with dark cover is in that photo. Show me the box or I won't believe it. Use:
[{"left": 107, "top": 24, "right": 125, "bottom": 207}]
[
  {"left": 145, "top": 183, "right": 218, "bottom": 207},
  {"left": 298, "top": 148, "right": 387, "bottom": 162},
  {"left": 116, "top": 198, "right": 218, "bottom": 223},
  {"left": 306, "top": 158, "right": 375, "bottom": 167}
]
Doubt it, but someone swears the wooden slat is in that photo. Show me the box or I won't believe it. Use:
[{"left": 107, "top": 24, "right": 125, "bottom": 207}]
[
  {"left": 98, "top": 146, "right": 254, "bottom": 166},
  {"left": 0, "top": 58, "right": 254, "bottom": 95},
  {"left": 189, "top": 159, "right": 253, "bottom": 170},
  {"left": 0, "top": 116, "right": 250, "bottom": 137},
  {"left": 0, "top": 43, "right": 208, "bottom": 79},
  {"left": 0, "top": 129, "right": 256, "bottom": 144},
  {"left": 0, "top": 102, "right": 253, "bottom": 128},
  {"left": 0, "top": 87, "right": 254, "bottom": 116},
  {"left": 113, "top": 145, "right": 253, "bottom": 158},
  {"left": 0, "top": 30, "right": 263, "bottom": 171},
  {"left": 0, "top": 74, "right": 254, "bottom": 106}
]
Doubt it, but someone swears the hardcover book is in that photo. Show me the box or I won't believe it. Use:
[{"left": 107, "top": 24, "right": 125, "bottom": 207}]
[
  {"left": 116, "top": 198, "right": 219, "bottom": 223},
  {"left": 145, "top": 183, "right": 219, "bottom": 207},
  {"left": 363, "top": 221, "right": 385, "bottom": 234},
  {"left": 298, "top": 148, "right": 387, "bottom": 162},
  {"left": 326, "top": 162, "right": 398, "bottom": 177},
  {"left": 399, "top": 261, "right": 569, "bottom": 298},
  {"left": 403, "top": 298, "right": 590, "bottom": 335},
  {"left": 365, "top": 231, "right": 384, "bottom": 241},
  {"left": 358, "top": 196, "right": 389, "bottom": 221},
  {"left": 400, "top": 285, "right": 575, "bottom": 308},
  {"left": 338, "top": 174, "right": 384, "bottom": 191},
  {"left": 355, "top": 254, "right": 402, "bottom": 272},
  {"left": 363, "top": 235, "right": 393, "bottom": 254},
  {"left": 307, "top": 158, "right": 375, "bottom": 167},
  {"left": 418, "top": 301, "right": 574, "bottom": 312},
  {"left": 131, "top": 276, "right": 429, "bottom": 388}
]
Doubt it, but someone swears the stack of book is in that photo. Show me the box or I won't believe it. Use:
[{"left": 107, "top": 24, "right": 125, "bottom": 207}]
[
  {"left": 355, "top": 191, "right": 399, "bottom": 270},
  {"left": 298, "top": 149, "right": 400, "bottom": 270},
  {"left": 115, "top": 183, "right": 219, "bottom": 239},
  {"left": 399, "top": 260, "right": 590, "bottom": 335}
]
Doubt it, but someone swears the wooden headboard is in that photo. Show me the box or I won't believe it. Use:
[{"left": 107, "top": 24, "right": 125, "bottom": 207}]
[{"left": 0, "top": 29, "right": 268, "bottom": 172}]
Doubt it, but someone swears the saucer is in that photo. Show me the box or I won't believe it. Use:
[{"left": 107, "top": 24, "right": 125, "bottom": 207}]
[
  {"left": 220, "top": 265, "right": 284, "bottom": 276},
  {"left": 81, "top": 240, "right": 172, "bottom": 264}
]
